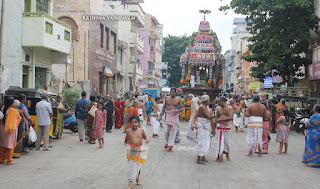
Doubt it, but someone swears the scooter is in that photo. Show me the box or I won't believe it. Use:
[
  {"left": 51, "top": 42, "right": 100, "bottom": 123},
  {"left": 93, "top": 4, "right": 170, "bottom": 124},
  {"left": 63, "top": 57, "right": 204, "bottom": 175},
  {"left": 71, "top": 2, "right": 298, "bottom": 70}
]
[
  {"left": 292, "top": 109, "right": 310, "bottom": 134},
  {"left": 63, "top": 111, "right": 78, "bottom": 133}
]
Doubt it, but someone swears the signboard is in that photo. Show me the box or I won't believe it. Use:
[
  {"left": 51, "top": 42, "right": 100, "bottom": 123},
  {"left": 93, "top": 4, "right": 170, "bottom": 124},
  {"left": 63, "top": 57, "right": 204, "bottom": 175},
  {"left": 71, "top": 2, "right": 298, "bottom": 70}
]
[
  {"left": 249, "top": 81, "right": 260, "bottom": 89},
  {"left": 155, "top": 62, "right": 168, "bottom": 70},
  {"left": 263, "top": 77, "right": 273, "bottom": 88},
  {"left": 143, "top": 89, "right": 159, "bottom": 99},
  {"left": 308, "top": 62, "right": 320, "bottom": 80}
]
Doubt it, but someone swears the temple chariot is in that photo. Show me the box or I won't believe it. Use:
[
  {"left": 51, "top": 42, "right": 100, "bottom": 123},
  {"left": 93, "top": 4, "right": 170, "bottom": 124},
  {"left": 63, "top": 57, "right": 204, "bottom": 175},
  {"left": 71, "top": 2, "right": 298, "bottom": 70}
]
[{"left": 179, "top": 10, "right": 225, "bottom": 99}]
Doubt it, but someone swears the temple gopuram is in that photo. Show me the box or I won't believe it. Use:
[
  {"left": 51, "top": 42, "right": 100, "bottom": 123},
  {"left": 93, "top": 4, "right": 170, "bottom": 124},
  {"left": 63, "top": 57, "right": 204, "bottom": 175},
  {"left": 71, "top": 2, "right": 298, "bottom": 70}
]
[{"left": 179, "top": 10, "right": 225, "bottom": 99}]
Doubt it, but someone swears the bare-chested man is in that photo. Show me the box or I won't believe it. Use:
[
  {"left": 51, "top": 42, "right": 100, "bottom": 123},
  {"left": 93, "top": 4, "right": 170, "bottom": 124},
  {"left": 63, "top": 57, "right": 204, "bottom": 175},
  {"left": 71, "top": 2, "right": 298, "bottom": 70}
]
[
  {"left": 245, "top": 94, "right": 268, "bottom": 157},
  {"left": 151, "top": 97, "right": 161, "bottom": 138},
  {"left": 233, "top": 100, "right": 244, "bottom": 132},
  {"left": 215, "top": 96, "right": 233, "bottom": 162},
  {"left": 191, "top": 95, "right": 215, "bottom": 164},
  {"left": 160, "top": 88, "right": 183, "bottom": 151},
  {"left": 137, "top": 96, "right": 147, "bottom": 131}
]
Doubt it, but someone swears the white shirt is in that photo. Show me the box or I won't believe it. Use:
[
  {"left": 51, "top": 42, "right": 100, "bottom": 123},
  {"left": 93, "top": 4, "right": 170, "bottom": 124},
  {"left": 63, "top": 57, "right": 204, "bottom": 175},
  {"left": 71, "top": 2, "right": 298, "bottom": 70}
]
[
  {"left": 143, "top": 95, "right": 148, "bottom": 103},
  {"left": 0, "top": 111, "right": 3, "bottom": 120},
  {"left": 36, "top": 99, "right": 53, "bottom": 126},
  {"left": 244, "top": 100, "right": 252, "bottom": 107}
]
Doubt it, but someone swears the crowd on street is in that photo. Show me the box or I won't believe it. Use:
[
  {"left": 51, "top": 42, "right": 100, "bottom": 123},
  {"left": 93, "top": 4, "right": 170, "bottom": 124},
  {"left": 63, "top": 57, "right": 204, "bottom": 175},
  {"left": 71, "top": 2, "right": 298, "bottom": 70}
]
[{"left": 0, "top": 89, "right": 320, "bottom": 189}]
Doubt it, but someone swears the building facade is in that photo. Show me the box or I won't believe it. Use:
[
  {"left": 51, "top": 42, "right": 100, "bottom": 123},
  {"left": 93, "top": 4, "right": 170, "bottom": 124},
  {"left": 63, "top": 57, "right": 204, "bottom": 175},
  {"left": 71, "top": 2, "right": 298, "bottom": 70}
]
[
  {"left": 230, "top": 18, "right": 258, "bottom": 94},
  {"left": 0, "top": 0, "right": 71, "bottom": 93},
  {"left": 107, "top": 0, "right": 145, "bottom": 92},
  {"left": 53, "top": 0, "right": 118, "bottom": 96}
]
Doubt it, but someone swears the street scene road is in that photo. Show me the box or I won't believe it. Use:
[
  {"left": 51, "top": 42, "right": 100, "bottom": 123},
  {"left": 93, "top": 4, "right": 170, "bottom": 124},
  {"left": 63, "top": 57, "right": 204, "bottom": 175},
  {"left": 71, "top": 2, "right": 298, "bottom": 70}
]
[{"left": 0, "top": 121, "right": 318, "bottom": 189}]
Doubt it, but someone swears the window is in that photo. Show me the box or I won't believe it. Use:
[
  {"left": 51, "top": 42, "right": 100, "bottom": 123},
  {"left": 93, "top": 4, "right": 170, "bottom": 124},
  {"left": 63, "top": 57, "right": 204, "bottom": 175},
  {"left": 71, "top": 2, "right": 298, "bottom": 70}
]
[
  {"left": 64, "top": 30, "right": 71, "bottom": 41},
  {"left": 25, "top": 54, "right": 30, "bottom": 62},
  {"left": 105, "top": 27, "right": 109, "bottom": 50},
  {"left": 36, "top": 0, "right": 49, "bottom": 14},
  {"left": 45, "top": 21, "right": 53, "bottom": 34},
  {"left": 24, "top": 0, "right": 31, "bottom": 12},
  {"left": 100, "top": 24, "right": 104, "bottom": 48},
  {"left": 110, "top": 31, "right": 117, "bottom": 54}
]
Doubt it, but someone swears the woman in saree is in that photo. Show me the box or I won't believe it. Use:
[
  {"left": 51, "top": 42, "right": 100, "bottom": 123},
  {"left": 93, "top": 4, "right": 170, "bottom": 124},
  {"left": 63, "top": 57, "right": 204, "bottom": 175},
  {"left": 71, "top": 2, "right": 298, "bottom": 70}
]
[
  {"left": 302, "top": 104, "right": 320, "bottom": 167},
  {"left": 114, "top": 96, "right": 123, "bottom": 129},
  {"left": 185, "top": 95, "right": 192, "bottom": 121},
  {"left": 17, "top": 94, "right": 33, "bottom": 155},
  {"left": 261, "top": 102, "right": 271, "bottom": 154},
  {"left": 270, "top": 99, "right": 277, "bottom": 133},
  {"left": 0, "top": 97, "right": 21, "bottom": 165},
  {"left": 85, "top": 95, "right": 97, "bottom": 144},
  {"left": 53, "top": 96, "right": 66, "bottom": 139},
  {"left": 179, "top": 95, "right": 186, "bottom": 121}
]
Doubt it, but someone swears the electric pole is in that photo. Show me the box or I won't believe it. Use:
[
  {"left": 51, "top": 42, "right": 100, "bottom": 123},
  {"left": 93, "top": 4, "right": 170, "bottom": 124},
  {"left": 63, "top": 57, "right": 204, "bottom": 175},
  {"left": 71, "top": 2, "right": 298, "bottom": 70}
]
[{"left": 132, "top": 19, "right": 138, "bottom": 92}]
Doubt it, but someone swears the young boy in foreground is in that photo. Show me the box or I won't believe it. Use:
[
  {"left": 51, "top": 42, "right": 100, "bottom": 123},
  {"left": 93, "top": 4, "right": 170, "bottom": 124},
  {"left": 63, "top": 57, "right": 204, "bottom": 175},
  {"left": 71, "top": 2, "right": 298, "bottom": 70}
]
[{"left": 126, "top": 115, "right": 150, "bottom": 189}]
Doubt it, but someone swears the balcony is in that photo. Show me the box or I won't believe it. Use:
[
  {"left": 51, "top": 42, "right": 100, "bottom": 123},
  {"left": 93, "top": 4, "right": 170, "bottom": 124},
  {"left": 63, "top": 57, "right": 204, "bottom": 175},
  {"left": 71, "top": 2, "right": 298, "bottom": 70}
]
[
  {"left": 150, "top": 31, "right": 161, "bottom": 40},
  {"left": 129, "top": 32, "right": 144, "bottom": 54},
  {"left": 22, "top": 12, "right": 71, "bottom": 55},
  {"left": 121, "top": 1, "right": 145, "bottom": 27}
]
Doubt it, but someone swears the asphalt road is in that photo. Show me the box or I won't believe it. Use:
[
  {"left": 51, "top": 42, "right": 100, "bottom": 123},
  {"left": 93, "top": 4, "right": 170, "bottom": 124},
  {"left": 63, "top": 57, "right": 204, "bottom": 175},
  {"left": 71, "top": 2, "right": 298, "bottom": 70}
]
[{"left": 0, "top": 121, "right": 319, "bottom": 189}]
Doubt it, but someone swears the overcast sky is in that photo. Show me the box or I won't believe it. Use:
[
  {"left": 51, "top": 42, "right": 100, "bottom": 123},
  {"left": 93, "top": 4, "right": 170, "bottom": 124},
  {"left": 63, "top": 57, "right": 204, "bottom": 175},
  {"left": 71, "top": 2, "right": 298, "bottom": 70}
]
[{"left": 140, "top": 0, "right": 244, "bottom": 54}]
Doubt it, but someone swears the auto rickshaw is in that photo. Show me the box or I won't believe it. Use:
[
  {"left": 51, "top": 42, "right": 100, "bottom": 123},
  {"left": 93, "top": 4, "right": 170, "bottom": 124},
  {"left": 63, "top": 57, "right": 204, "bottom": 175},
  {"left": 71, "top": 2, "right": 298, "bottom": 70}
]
[{"left": 4, "top": 87, "right": 54, "bottom": 135}]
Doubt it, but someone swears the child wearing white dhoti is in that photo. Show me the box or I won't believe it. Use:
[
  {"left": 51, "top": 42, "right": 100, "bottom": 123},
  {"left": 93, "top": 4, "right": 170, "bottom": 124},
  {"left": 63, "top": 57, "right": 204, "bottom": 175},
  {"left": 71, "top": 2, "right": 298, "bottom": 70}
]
[
  {"left": 151, "top": 112, "right": 160, "bottom": 137},
  {"left": 138, "top": 108, "right": 145, "bottom": 131}
]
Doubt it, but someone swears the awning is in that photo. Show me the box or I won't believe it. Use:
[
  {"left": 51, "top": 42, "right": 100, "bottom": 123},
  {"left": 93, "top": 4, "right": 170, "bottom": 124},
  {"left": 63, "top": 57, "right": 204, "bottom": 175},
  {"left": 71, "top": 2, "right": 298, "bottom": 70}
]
[{"left": 104, "top": 67, "right": 113, "bottom": 77}]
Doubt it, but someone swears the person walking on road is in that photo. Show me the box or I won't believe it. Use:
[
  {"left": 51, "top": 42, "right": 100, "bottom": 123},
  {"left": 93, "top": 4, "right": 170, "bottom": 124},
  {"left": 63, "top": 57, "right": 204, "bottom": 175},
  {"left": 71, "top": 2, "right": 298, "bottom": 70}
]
[
  {"left": 215, "top": 96, "right": 233, "bottom": 162},
  {"left": 85, "top": 95, "right": 97, "bottom": 144},
  {"left": 93, "top": 102, "right": 107, "bottom": 149},
  {"left": 75, "top": 91, "right": 90, "bottom": 142},
  {"left": 245, "top": 95, "right": 268, "bottom": 157},
  {"left": 35, "top": 94, "right": 53, "bottom": 151},
  {"left": 160, "top": 88, "right": 183, "bottom": 151},
  {"left": 104, "top": 94, "right": 115, "bottom": 133},
  {"left": 302, "top": 104, "right": 320, "bottom": 167},
  {"left": 275, "top": 109, "right": 291, "bottom": 155},
  {"left": 145, "top": 95, "right": 154, "bottom": 125}
]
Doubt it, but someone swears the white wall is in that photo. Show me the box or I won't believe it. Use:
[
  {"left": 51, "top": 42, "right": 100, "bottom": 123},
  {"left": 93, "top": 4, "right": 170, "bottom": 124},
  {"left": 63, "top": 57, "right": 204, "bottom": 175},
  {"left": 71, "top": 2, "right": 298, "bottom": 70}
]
[{"left": 0, "top": 0, "right": 24, "bottom": 92}]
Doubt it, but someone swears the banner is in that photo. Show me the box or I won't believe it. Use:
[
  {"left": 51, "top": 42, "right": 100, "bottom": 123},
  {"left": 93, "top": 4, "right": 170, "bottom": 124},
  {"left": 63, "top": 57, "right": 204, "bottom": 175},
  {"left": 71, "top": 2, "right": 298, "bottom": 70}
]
[
  {"left": 308, "top": 62, "right": 320, "bottom": 80},
  {"left": 249, "top": 81, "right": 260, "bottom": 89},
  {"left": 263, "top": 77, "right": 273, "bottom": 88}
]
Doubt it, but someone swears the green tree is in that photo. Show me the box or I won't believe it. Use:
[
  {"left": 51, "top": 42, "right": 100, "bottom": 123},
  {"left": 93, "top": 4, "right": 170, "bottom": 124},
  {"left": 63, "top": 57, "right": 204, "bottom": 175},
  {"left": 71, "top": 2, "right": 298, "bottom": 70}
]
[
  {"left": 220, "top": 0, "right": 319, "bottom": 86},
  {"left": 163, "top": 34, "right": 192, "bottom": 87}
]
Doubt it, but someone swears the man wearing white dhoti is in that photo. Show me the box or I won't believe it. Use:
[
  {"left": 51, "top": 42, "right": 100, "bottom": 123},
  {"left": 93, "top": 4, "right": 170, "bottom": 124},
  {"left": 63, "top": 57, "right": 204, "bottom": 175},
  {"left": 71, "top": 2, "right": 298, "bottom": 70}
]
[
  {"left": 137, "top": 96, "right": 147, "bottom": 131},
  {"left": 151, "top": 97, "right": 161, "bottom": 137},
  {"left": 233, "top": 100, "right": 244, "bottom": 133},
  {"left": 215, "top": 96, "right": 233, "bottom": 162},
  {"left": 160, "top": 88, "right": 183, "bottom": 151},
  {"left": 191, "top": 95, "right": 215, "bottom": 164},
  {"left": 244, "top": 96, "right": 252, "bottom": 127},
  {"left": 187, "top": 94, "right": 198, "bottom": 139},
  {"left": 245, "top": 95, "right": 268, "bottom": 157}
]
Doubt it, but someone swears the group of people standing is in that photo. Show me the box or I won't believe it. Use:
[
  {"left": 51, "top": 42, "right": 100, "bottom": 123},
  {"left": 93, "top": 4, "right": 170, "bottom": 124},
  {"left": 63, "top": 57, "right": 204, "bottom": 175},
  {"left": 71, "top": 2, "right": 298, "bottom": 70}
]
[
  {"left": 0, "top": 93, "right": 63, "bottom": 165},
  {"left": 75, "top": 92, "right": 115, "bottom": 148},
  {"left": 181, "top": 92, "right": 294, "bottom": 165}
]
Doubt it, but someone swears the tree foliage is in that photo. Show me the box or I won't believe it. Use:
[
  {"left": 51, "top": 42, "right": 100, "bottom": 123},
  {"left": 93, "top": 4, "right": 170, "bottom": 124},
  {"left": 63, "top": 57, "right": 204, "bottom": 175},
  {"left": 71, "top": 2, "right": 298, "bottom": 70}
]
[
  {"left": 163, "top": 35, "right": 192, "bottom": 87},
  {"left": 220, "top": 0, "right": 319, "bottom": 86}
]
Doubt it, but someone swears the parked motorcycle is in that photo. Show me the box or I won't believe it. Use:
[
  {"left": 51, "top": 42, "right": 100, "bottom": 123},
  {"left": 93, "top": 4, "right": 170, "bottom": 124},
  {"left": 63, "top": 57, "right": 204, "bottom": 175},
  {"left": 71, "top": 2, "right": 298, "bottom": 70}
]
[
  {"left": 291, "top": 108, "right": 310, "bottom": 134},
  {"left": 63, "top": 111, "right": 78, "bottom": 133}
]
